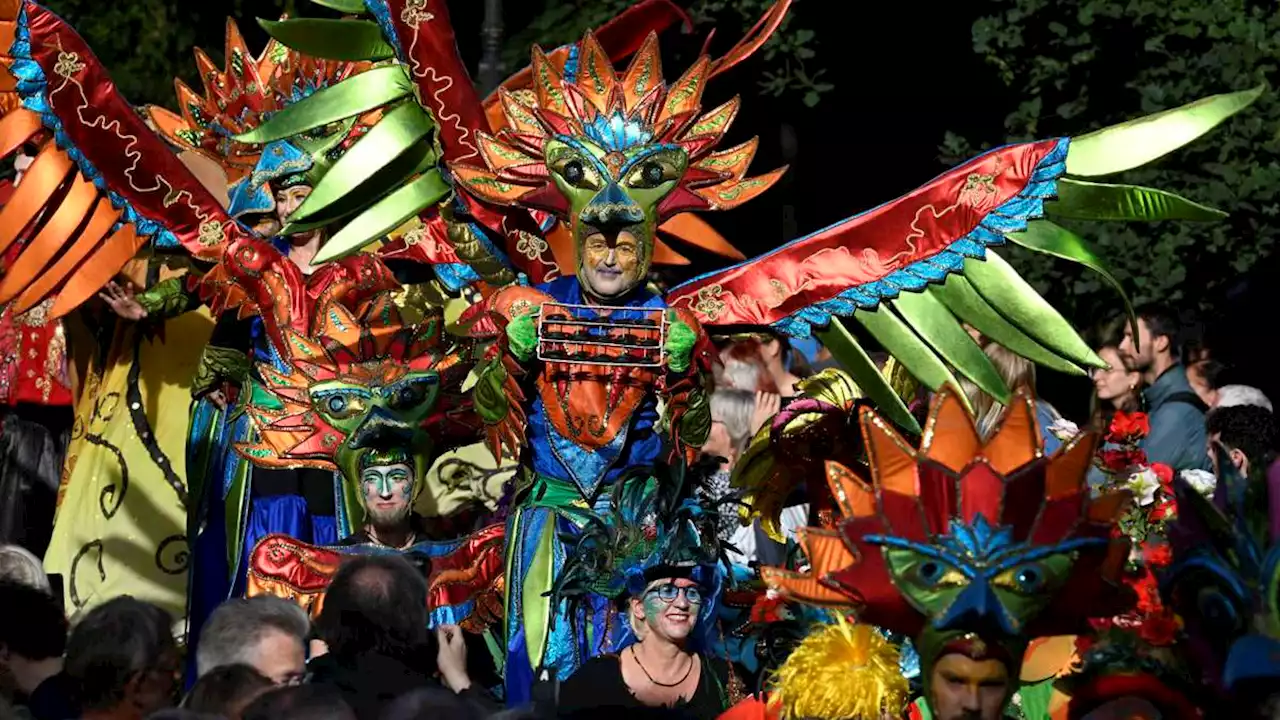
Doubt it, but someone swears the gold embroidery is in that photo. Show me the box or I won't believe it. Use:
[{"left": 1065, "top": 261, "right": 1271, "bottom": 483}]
[
  {"left": 198, "top": 221, "right": 225, "bottom": 247},
  {"left": 514, "top": 231, "right": 548, "bottom": 260},
  {"left": 41, "top": 323, "right": 66, "bottom": 403},
  {"left": 53, "top": 51, "right": 85, "bottom": 78},
  {"left": 400, "top": 0, "right": 435, "bottom": 26},
  {"left": 691, "top": 284, "right": 726, "bottom": 321}
]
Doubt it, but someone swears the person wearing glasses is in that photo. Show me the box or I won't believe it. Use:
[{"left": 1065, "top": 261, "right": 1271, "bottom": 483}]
[
  {"left": 551, "top": 461, "right": 737, "bottom": 720},
  {"left": 557, "top": 572, "right": 732, "bottom": 719}
]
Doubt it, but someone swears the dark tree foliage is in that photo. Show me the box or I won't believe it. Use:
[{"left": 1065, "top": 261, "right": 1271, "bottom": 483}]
[{"left": 939, "top": 0, "right": 1279, "bottom": 324}]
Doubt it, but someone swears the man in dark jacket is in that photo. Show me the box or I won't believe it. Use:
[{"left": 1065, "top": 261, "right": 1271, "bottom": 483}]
[
  {"left": 1119, "top": 304, "right": 1211, "bottom": 472},
  {"left": 307, "top": 555, "right": 495, "bottom": 720}
]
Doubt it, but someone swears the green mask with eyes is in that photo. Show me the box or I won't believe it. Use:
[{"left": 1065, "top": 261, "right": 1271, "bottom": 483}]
[
  {"left": 305, "top": 371, "right": 441, "bottom": 518},
  {"left": 543, "top": 135, "right": 688, "bottom": 300}
]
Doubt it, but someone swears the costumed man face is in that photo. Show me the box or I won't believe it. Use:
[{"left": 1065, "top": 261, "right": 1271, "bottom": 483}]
[
  {"left": 360, "top": 454, "right": 415, "bottom": 529},
  {"left": 543, "top": 136, "right": 688, "bottom": 302},
  {"left": 307, "top": 371, "right": 441, "bottom": 528},
  {"left": 929, "top": 648, "right": 1013, "bottom": 720},
  {"left": 630, "top": 577, "right": 703, "bottom": 644}
]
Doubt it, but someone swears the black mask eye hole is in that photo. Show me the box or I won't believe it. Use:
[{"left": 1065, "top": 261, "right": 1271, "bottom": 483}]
[
  {"left": 642, "top": 161, "right": 663, "bottom": 185},
  {"left": 563, "top": 160, "right": 585, "bottom": 185},
  {"left": 917, "top": 560, "right": 943, "bottom": 587}
]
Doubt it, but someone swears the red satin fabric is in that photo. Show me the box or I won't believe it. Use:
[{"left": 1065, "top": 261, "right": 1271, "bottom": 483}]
[
  {"left": 248, "top": 525, "right": 507, "bottom": 631},
  {"left": 201, "top": 236, "right": 400, "bottom": 357},
  {"left": 667, "top": 140, "right": 1061, "bottom": 327},
  {"left": 23, "top": 2, "right": 247, "bottom": 260}
]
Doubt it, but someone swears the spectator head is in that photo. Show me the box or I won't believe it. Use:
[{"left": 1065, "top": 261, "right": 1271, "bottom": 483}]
[
  {"left": 1118, "top": 305, "right": 1181, "bottom": 375},
  {"left": 1214, "top": 384, "right": 1273, "bottom": 412},
  {"left": 182, "top": 664, "right": 273, "bottom": 720},
  {"left": 715, "top": 338, "right": 779, "bottom": 394},
  {"left": 963, "top": 343, "right": 1034, "bottom": 440},
  {"left": 1092, "top": 346, "right": 1141, "bottom": 412},
  {"left": 1207, "top": 404, "right": 1278, "bottom": 481},
  {"left": 0, "top": 580, "right": 67, "bottom": 696},
  {"left": 315, "top": 555, "right": 428, "bottom": 661},
  {"left": 196, "top": 596, "right": 309, "bottom": 685},
  {"left": 241, "top": 685, "right": 356, "bottom": 720},
  {"left": 1187, "top": 359, "right": 1228, "bottom": 407},
  {"left": 379, "top": 687, "right": 486, "bottom": 720},
  {"left": 64, "top": 596, "right": 178, "bottom": 720},
  {"left": 0, "top": 545, "right": 51, "bottom": 593},
  {"left": 705, "top": 389, "right": 754, "bottom": 468}
]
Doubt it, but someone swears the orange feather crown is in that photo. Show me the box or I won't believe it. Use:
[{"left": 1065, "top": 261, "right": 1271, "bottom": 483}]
[
  {"left": 763, "top": 389, "right": 1134, "bottom": 644},
  {"left": 236, "top": 296, "right": 476, "bottom": 470},
  {"left": 451, "top": 30, "right": 786, "bottom": 220}
]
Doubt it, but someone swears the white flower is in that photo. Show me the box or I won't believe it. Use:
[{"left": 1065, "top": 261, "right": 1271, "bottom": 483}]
[
  {"left": 1180, "top": 469, "right": 1217, "bottom": 497},
  {"left": 1125, "top": 467, "right": 1161, "bottom": 506},
  {"left": 1047, "top": 418, "right": 1081, "bottom": 442}
]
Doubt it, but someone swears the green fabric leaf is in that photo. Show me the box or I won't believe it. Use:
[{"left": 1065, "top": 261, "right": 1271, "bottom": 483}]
[
  {"left": 962, "top": 250, "right": 1105, "bottom": 369},
  {"left": 929, "top": 277, "right": 1085, "bottom": 376},
  {"left": 855, "top": 306, "right": 970, "bottom": 411},
  {"left": 258, "top": 18, "right": 395, "bottom": 62},
  {"left": 507, "top": 312, "right": 538, "bottom": 362},
  {"left": 1005, "top": 219, "right": 1138, "bottom": 351},
  {"left": 815, "top": 318, "right": 920, "bottom": 434},
  {"left": 473, "top": 358, "right": 511, "bottom": 424},
  {"left": 1065, "top": 85, "right": 1263, "bottom": 176},
  {"left": 892, "top": 290, "right": 1010, "bottom": 404},
  {"left": 664, "top": 315, "right": 696, "bottom": 373},
  {"left": 290, "top": 103, "right": 436, "bottom": 223},
  {"left": 314, "top": 170, "right": 452, "bottom": 262},
  {"left": 1015, "top": 678, "right": 1055, "bottom": 720},
  {"left": 309, "top": 0, "right": 368, "bottom": 14},
  {"left": 235, "top": 66, "right": 413, "bottom": 144},
  {"left": 282, "top": 139, "right": 438, "bottom": 233},
  {"left": 1045, "top": 178, "right": 1227, "bottom": 221}
]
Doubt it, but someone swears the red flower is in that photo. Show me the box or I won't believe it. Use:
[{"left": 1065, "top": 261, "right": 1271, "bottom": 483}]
[
  {"left": 1099, "top": 448, "right": 1147, "bottom": 472},
  {"left": 1109, "top": 412, "right": 1151, "bottom": 442},
  {"left": 1151, "top": 463, "right": 1174, "bottom": 492},
  {"left": 1143, "top": 543, "right": 1173, "bottom": 569},
  {"left": 1147, "top": 498, "right": 1177, "bottom": 523},
  {"left": 750, "top": 595, "right": 787, "bottom": 624}
]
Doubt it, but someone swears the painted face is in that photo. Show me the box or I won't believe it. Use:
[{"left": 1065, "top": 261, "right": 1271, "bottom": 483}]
[
  {"left": 879, "top": 516, "right": 1087, "bottom": 636},
  {"left": 544, "top": 135, "right": 687, "bottom": 300},
  {"left": 274, "top": 184, "right": 313, "bottom": 227},
  {"left": 360, "top": 461, "right": 415, "bottom": 527},
  {"left": 1091, "top": 346, "right": 1139, "bottom": 404},
  {"left": 632, "top": 577, "right": 702, "bottom": 643},
  {"left": 929, "top": 652, "right": 1012, "bottom": 720},
  {"left": 307, "top": 372, "right": 440, "bottom": 524}
]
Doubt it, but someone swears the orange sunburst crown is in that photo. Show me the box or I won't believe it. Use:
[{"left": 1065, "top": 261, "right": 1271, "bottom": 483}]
[
  {"left": 763, "top": 388, "right": 1133, "bottom": 641},
  {"left": 237, "top": 297, "right": 471, "bottom": 470},
  {"left": 146, "top": 17, "right": 370, "bottom": 182},
  {"left": 451, "top": 30, "right": 786, "bottom": 219}
]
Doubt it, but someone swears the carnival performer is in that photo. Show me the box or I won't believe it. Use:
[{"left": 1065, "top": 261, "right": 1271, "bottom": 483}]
[
  {"left": 0, "top": 139, "right": 73, "bottom": 557},
  {"left": 764, "top": 388, "right": 1136, "bottom": 720},
  {"left": 549, "top": 458, "right": 737, "bottom": 719}
]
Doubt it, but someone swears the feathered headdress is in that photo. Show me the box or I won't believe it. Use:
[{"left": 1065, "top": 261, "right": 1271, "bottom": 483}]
[
  {"left": 763, "top": 388, "right": 1134, "bottom": 680},
  {"left": 451, "top": 31, "right": 785, "bottom": 219},
  {"left": 548, "top": 456, "right": 737, "bottom": 648}
]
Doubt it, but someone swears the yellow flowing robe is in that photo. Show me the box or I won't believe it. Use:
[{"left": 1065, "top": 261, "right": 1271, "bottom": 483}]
[{"left": 45, "top": 267, "right": 213, "bottom": 623}]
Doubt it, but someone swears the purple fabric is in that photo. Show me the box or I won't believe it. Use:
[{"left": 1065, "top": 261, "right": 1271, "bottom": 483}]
[{"left": 1268, "top": 458, "right": 1280, "bottom": 543}]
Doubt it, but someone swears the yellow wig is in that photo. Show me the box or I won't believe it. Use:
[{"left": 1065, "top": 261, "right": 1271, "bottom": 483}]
[{"left": 769, "top": 617, "right": 909, "bottom": 720}]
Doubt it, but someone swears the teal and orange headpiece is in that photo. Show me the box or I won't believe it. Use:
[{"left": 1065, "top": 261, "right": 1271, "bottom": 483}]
[
  {"left": 763, "top": 388, "right": 1134, "bottom": 684},
  {"left": 452, "top": 30, "right": 785, "bottom": 292},
  {"left": 549, "top": 456, "right": 735, "bottom": 650}
]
